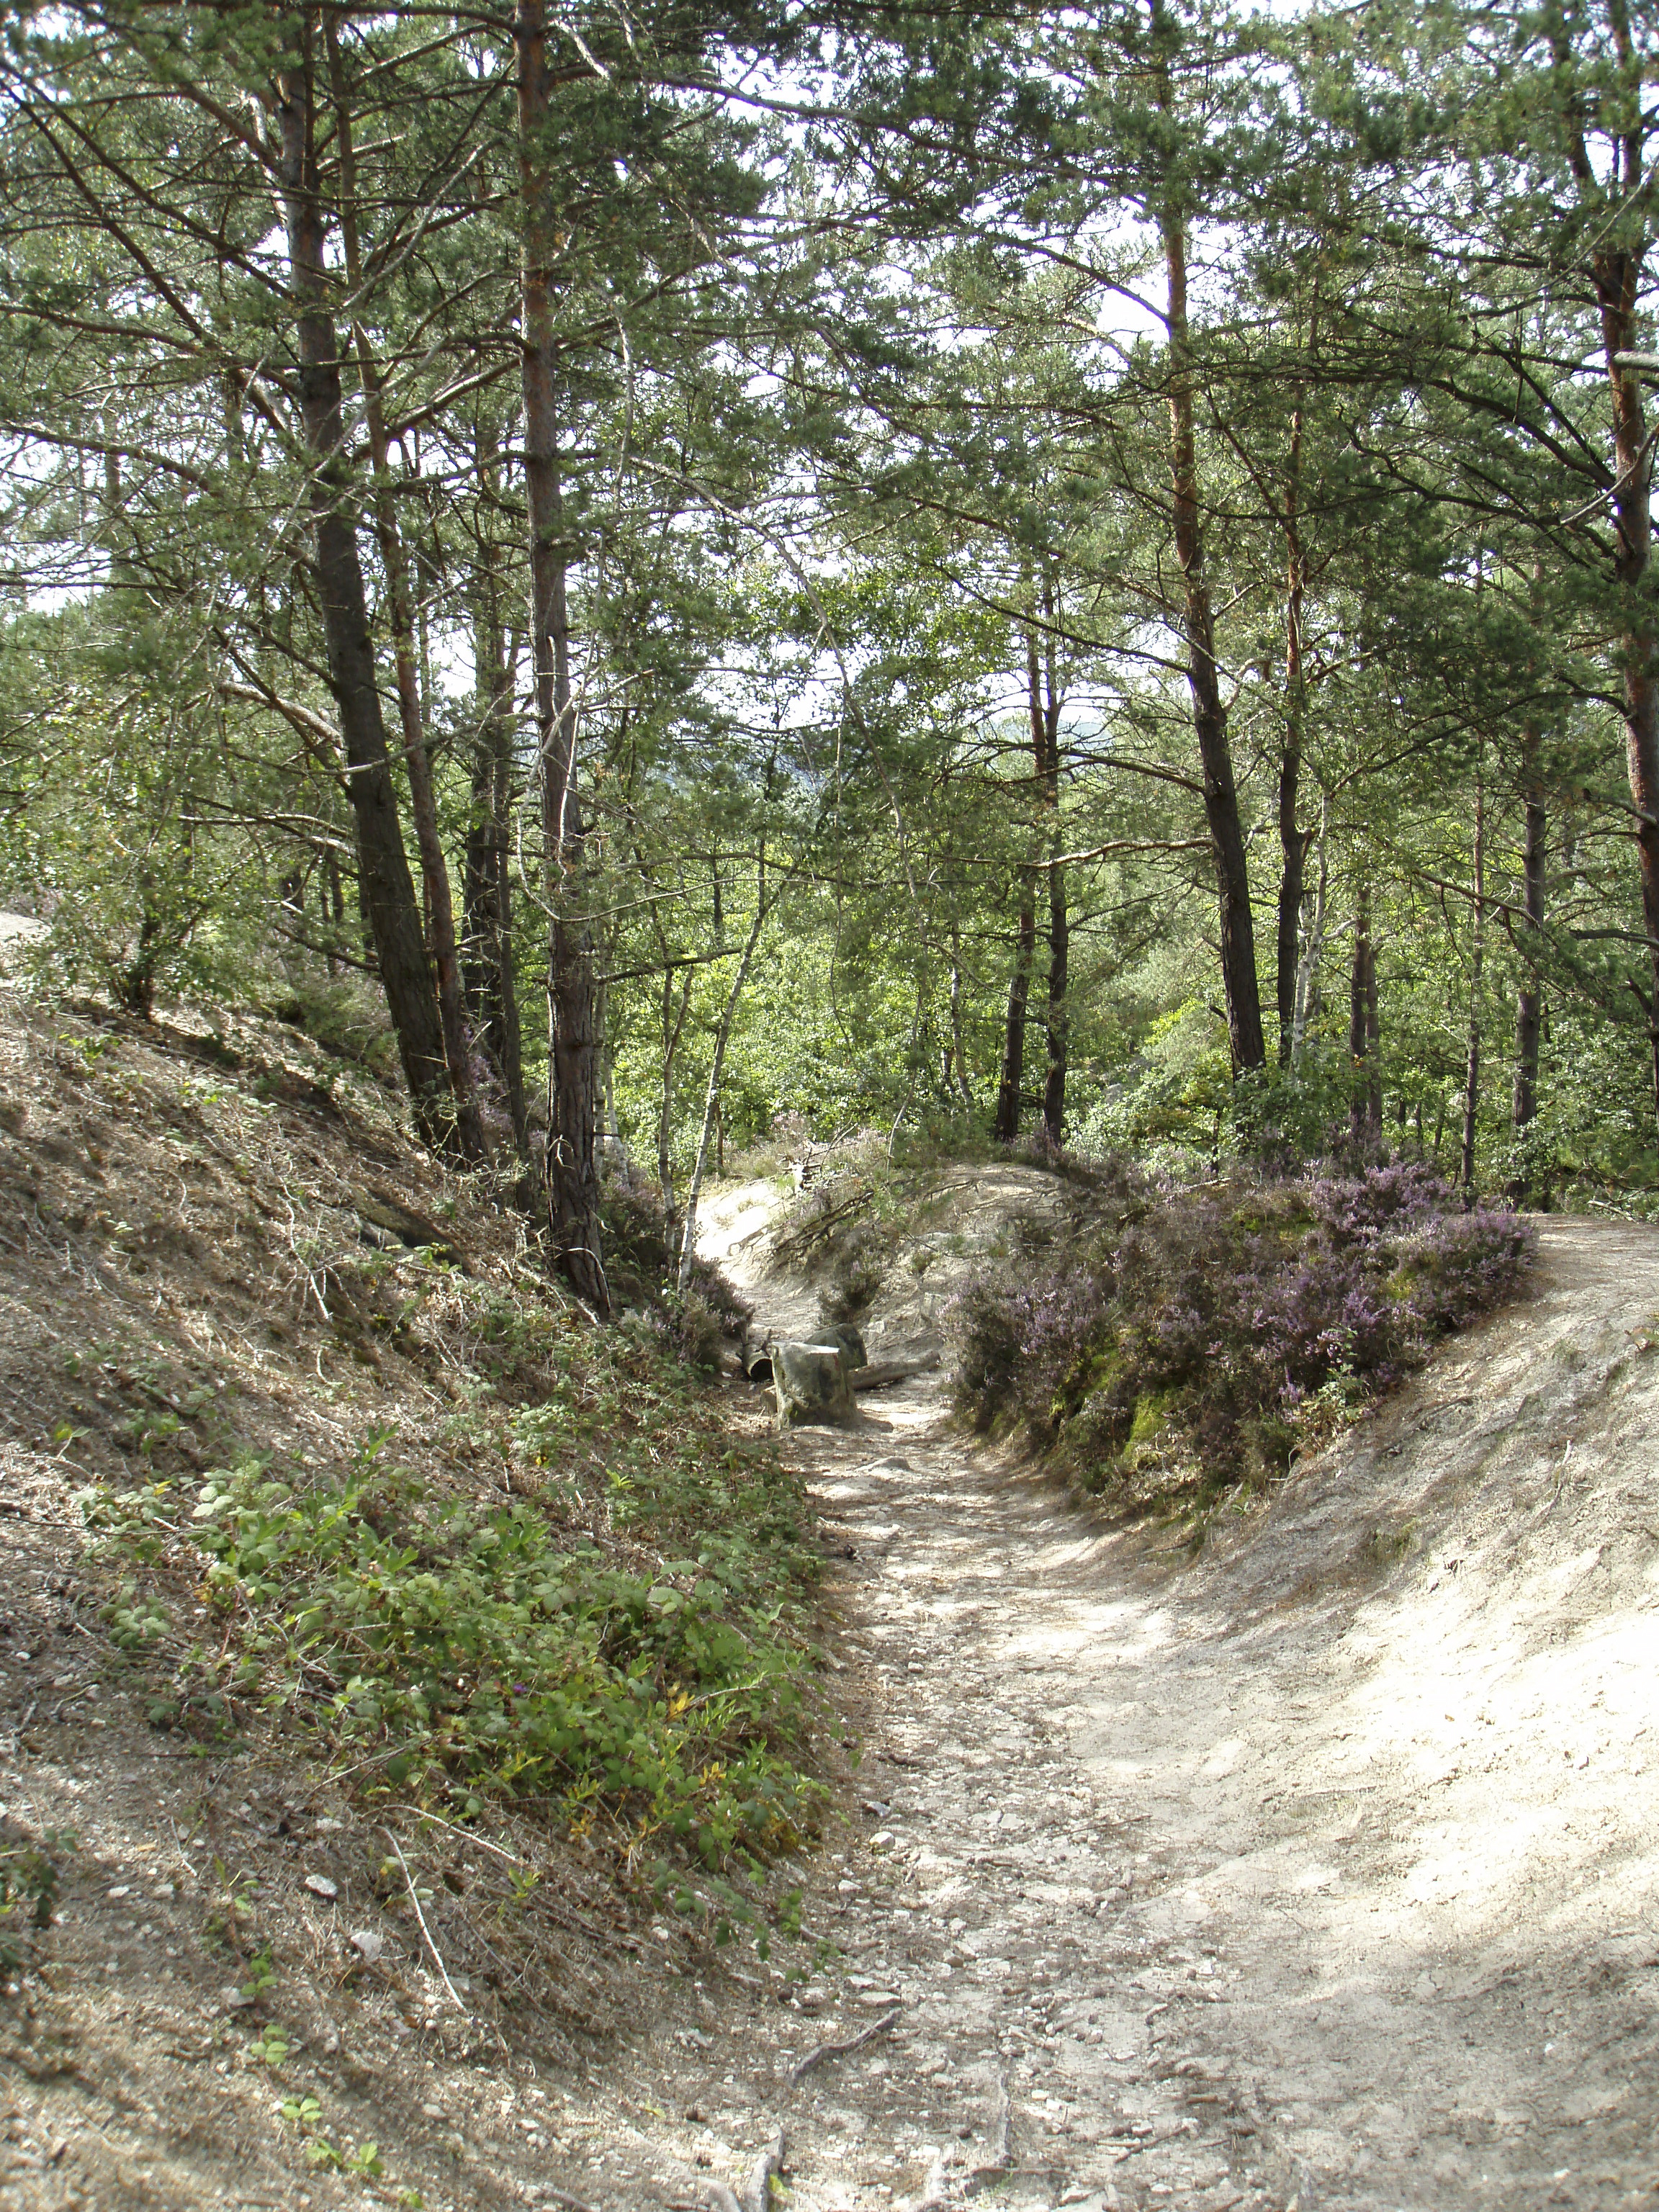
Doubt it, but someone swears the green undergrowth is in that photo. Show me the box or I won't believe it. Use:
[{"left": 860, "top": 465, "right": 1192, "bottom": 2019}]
[
  {"left": 81, "top": 1333, "right": 826, "bottom": 1874},
  {"left": 0, "top": 1825, "right": 66, "bottom": 1972}
]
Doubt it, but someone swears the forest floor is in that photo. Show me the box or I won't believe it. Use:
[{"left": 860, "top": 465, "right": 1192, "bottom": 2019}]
[{"left": 1, "top": 995, "right": 1658, "bottom": 2212}]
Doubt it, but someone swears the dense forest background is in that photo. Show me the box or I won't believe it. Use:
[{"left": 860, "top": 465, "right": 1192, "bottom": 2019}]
[{"left": 4, "top": 0, "right": 1659, "bottom": 1304}]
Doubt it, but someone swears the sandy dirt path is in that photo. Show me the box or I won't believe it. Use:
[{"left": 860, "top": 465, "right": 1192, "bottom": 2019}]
[
  {"left": 4, "top": 1133, "right": 1658, "bottom": 2212},
  {"left": 691, "top": 1201, "right": 1659, "bottom": 2212}
]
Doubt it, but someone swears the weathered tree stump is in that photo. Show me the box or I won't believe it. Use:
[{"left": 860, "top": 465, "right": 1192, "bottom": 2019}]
[{"left": 773, "top": 1341, "right": 856, "bottom": 1428}]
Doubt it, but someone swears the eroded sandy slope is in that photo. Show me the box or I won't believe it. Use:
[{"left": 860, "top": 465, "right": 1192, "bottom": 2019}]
[
  {"left": 696, "top": 1202, "right": 1659, "bottom": 2212},
  {"left": 3, "top": 1144, "right": 1656, "bottom": 2212}
]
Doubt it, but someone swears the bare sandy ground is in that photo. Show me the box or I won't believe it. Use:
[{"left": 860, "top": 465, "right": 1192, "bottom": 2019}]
[
  {"left": 685, "top": 1187, "right": 1659, "bottom": 2212},
  {"left": 2, "top": 1123, "right": 1657, "bottom": 2212}
]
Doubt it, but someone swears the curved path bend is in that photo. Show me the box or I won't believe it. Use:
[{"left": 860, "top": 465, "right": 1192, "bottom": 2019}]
[{"left": 680, "top": 1207, "right": 1659, "bottom": 2212}]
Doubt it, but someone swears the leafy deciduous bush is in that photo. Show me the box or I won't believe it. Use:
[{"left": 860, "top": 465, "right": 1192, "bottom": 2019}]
[{"left": 949, "top": 1161, "right": 1534, "bottom": 1508}]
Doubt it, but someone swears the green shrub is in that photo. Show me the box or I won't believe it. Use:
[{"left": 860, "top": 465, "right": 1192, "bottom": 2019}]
[{"left": 83, "top": 1366, "right": 821, "bottom": 1867}]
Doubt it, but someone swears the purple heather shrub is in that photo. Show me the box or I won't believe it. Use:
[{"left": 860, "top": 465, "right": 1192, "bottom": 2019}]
[{"left": 948, "top": 1161, "right": 1534, "bottom": 1502}]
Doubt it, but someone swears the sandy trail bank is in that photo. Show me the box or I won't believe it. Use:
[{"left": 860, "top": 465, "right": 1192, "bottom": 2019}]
[
  {"left": 693, "top": 1197, "right": 1659, "bottom": 2212},
  {"left": 3, "top": 1139, "right": 1655, "bottom": 2212}
]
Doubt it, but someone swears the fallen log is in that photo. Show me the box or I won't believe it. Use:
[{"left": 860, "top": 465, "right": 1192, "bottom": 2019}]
[
  {"left": 741, "top": 1339, "right": 774, "bottom": 1384},
  {"left": 851, "top": 1353, "right": 940, "bottom": 1391}
]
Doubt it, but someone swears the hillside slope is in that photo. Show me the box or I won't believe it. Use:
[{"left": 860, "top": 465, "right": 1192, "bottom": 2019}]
[
  {"left": 0, "top": 999, "right": 829, "bottom": 2212},
  {"left": 4, "top": 1046, "right": 1658, "bottom": 2212}
]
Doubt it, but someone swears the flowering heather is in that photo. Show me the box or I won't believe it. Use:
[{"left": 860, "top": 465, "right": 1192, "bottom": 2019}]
[{"left": 948, "top": 1163, "right": 1534, "bottom": 1506}]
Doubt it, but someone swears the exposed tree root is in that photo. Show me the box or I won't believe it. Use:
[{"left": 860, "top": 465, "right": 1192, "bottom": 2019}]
[{"left": 788, "top": 2003, "right": 902, "bottom": 2085}]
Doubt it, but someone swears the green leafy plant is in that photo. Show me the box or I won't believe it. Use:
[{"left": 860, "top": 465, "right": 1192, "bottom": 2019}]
[
  {"left": 83, "top": 1364, "right": 825, "bottom": 1869},
  {"left": 0, "top": 1833, "right": 69, "bottom": 1969},
  {"left": 241, "top": 1943, "right": 276, "bottom": 1999}
]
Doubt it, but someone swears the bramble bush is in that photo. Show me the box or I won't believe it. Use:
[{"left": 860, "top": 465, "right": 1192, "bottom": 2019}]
[{"left": 949, "top": 1161, "right": 1534, "bottom": 1509}]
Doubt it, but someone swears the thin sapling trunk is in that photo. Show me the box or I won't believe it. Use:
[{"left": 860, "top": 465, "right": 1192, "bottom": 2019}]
[
  {"left": 1290, "top": 794, "right": 1328, "bottom": 1070},
  {"left": 1348, "top": 883, "right": 1380, "bottom": 1141},
  {"left": 678, "top": 881, "right": 770, "bottom": 1295},
  {"left": 992, "top": 874, "right": 1036, "bottom": 1143}
]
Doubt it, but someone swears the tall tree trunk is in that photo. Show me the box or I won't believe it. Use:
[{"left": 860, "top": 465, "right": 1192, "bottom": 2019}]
[
  {"left": 462, "top": 416, "right": 529, "bottom": 1154},
  {"left": 1156, "top": 84, "right": 1265, "bottom": 1074},
  {"left": 1348, "top": 883, "right": 1380, "bottom": 1142},
  {"left": 1514, "top": 746, "right": 1547, "bottom": 1133},
  {"left": 1277, "top": 398, "right": 1308, "bottom": 1066},
  {"left": 1030, "top": 591, "right": 1069, "bottom": 1147},
  {"left": 1595, "top": 265, "right": 1659, "bottom": 1130},
  {"left": 325, "top": 18, "right": 482, "bottom": 1161},
  {"left": 1044, "top": 855, "right": 1069, "bottom": 1144},
  {"left": 274, "top": 23, "right": 450, "bottom": 1151},
  {"left": 1550, "top": 0, "right": 1659, "bottom": 1136},
  {"left": 518, "top": 0, "right": 608, "bottom": 1310},
  {"left": 1460, "top": 758, "right": 1487, "bottom": 1200},
  {"left": 992, "top": 875, "right": 1036, "bottom": 1143}
]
